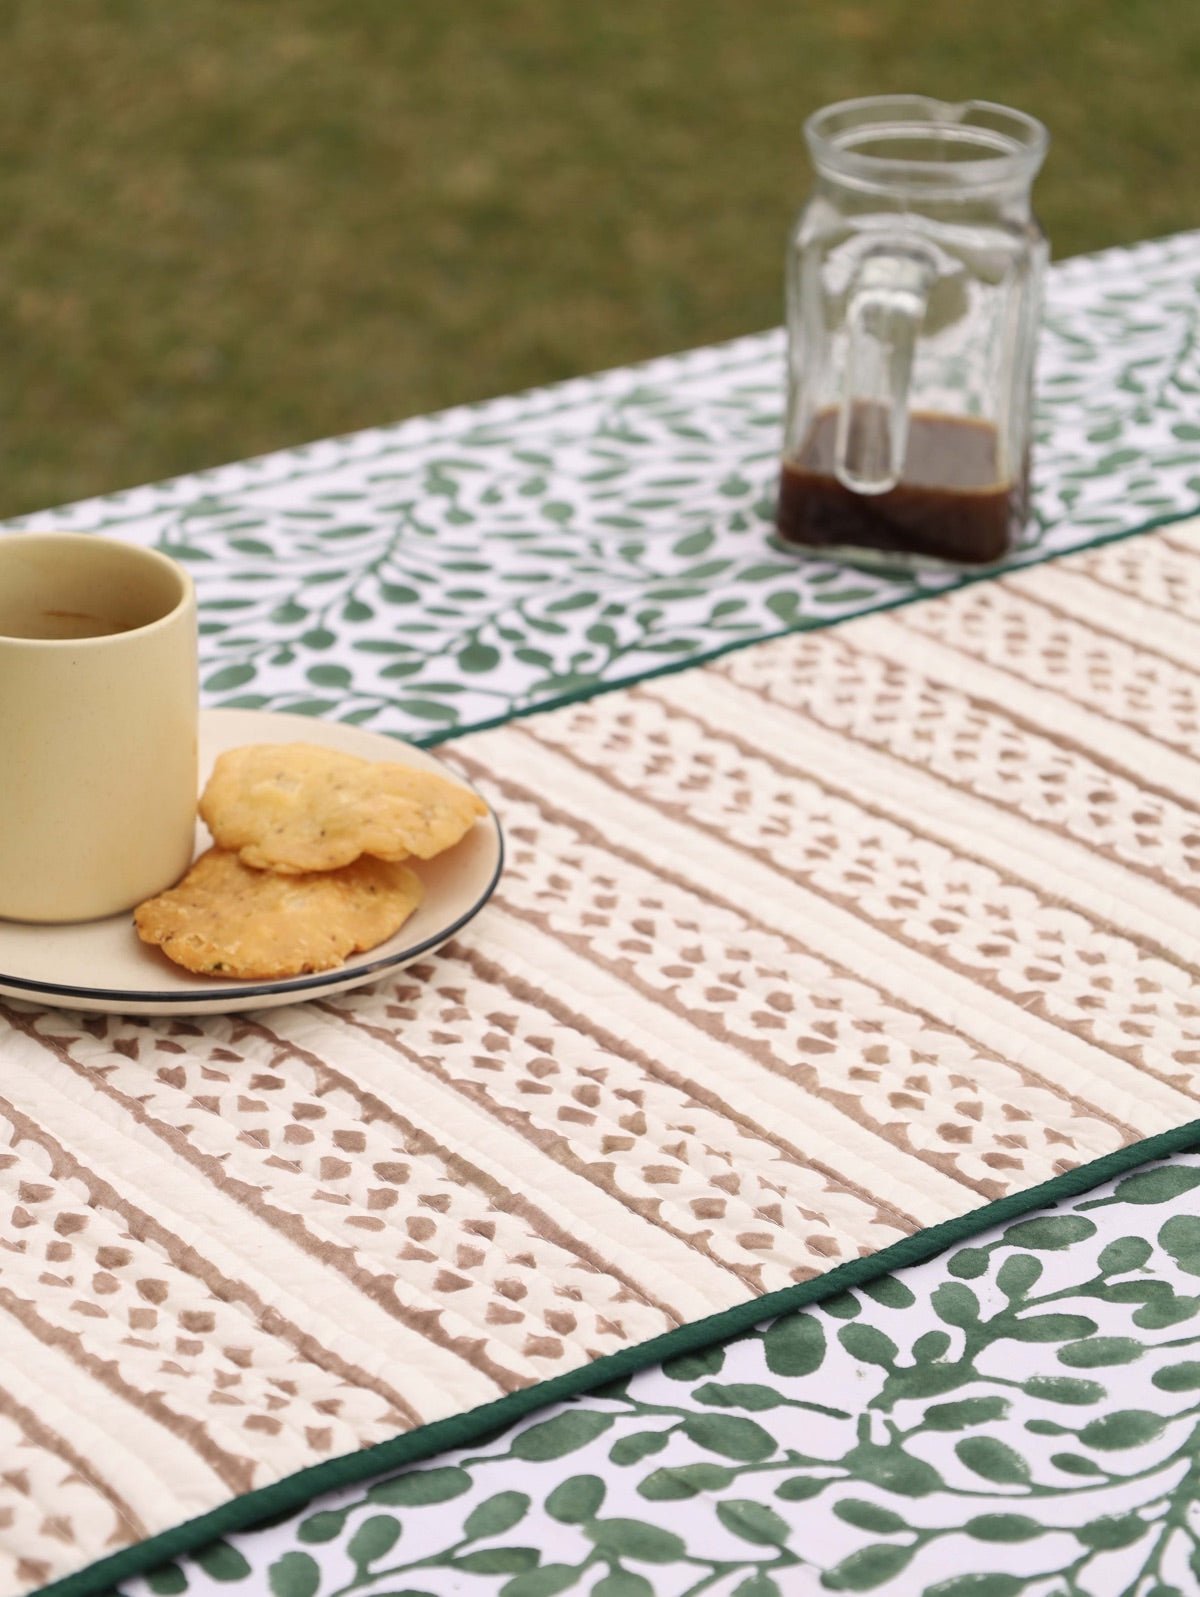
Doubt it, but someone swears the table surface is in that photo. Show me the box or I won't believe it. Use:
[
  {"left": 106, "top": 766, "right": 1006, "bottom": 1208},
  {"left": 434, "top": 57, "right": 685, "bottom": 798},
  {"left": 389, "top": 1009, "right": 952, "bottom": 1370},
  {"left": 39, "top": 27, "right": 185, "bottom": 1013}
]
[{"left": 3, "top": 228, "right": 1199, "bottom": 1597}]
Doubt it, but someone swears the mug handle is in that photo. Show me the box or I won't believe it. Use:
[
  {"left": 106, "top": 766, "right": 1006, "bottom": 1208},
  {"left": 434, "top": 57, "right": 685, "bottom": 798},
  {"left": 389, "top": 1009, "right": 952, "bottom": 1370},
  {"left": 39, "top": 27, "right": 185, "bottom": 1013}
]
[{"left": 835, "top": 245, "right": 936, "bottom": 495}]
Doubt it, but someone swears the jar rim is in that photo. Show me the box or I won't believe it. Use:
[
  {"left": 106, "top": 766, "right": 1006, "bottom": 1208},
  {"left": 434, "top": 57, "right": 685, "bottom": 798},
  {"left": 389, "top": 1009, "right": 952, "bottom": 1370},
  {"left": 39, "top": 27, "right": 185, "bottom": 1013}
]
[{"left": 805, "top": 95, "right": 1049, "bottom": 196}]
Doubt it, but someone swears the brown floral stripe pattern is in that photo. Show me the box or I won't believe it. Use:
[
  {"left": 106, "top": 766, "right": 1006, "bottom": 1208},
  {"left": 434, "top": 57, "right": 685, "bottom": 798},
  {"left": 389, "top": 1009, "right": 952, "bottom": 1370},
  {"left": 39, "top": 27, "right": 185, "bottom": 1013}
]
[{"left": 2, "top": 523, "right": 1199, "bottom": 1595}]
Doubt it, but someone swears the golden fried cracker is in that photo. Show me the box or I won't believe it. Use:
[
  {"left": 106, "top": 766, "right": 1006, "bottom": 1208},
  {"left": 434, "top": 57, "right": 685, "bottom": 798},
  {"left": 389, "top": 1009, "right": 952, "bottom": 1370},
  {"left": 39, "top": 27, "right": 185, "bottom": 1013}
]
[
  {"left": 134, "top": 847, "right": 424, "bottom": 979},
  {"left": 199, "top": 742, "right": 487, "bottom": 873}
]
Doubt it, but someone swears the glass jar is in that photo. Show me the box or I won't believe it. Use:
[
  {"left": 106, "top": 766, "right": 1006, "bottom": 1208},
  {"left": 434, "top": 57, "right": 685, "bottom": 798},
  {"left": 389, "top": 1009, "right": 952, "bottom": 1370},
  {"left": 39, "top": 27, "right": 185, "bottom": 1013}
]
[{"left": 776, "top": 95, "right": 1049, "bottom": 569}]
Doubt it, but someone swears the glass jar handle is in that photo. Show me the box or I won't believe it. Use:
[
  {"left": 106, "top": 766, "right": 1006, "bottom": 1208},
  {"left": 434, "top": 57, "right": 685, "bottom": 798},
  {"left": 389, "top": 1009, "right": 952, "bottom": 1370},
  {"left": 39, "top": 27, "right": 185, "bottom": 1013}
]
[{"left": 835, "top": 246, "right": 936, "bottom": 495}]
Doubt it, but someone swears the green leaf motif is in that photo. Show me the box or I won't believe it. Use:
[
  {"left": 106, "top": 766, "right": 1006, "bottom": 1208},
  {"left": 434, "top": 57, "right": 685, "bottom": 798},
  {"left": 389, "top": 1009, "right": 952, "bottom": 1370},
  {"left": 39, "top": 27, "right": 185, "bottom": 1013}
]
[
  {"left": 776, "top": 1474, "right": 831, "bottom": 1501},
  {"left": 637, "top": 1462, "right": 732, "bottom": 1501},
  {"left": 587, "top": 1517, "right": 686, "bottom": 1563},
  {"left": 1078, "top": 1410, "right": 1167, "bottom": 1451},
  {"left": 394, "top": 698, "right": 460, "bottom": 722},
  {"left": 996, "top": 1254, "right": 1043, "bottom": 1300},
  {"left": 203, "top": 663, "right": 257, "bottom": 693},
  {"left": 380, "top": 582, "right": 420, "bottom": 604},
  {"left": 877, "top": 1364, "right": 972, "bottom": 1407},
  {"left": 306, "top": 663, "right": 353, "bottom": 688},
  {"left": 1021, "top": 1376, "right": 1105, "bottom": 1405},
  {"left": 965, "top": 1514, "right": 1044, "bottom": 1542},
  {"left": 931, "top": 1283, "right": 981, "bottom": 1327},
  {"left": 693, "top": 1380, "right": 783, "bottom": 1411},
  {"left": 913, "top": 1330, "right": 953, "bottom": 1362},
  {"left": 347, "top": 1515, "right": 400, "bottom": 1568},
  {"left": 1152, "top": 1361, "right": 1200, "bottom": 1391},
  {"left": 1111, "top": 1166, "right": 1200, "bottom": 1205},
  {"left": 453, "top": 1548, "right": 540, "bottom": 1574},
  {"left": 1025, "top": 1419, "right": 1070, "bottom": 1437},
  {"left": 842, "top": 1443, "right": 943, "bottom": 1498},
  {"left": 947, "top": 1248, "right": 991, "bottom": 1280},
  {"left": 673, "top": 528, "right": 715, "bottom": 557},
  {"left": 762, "top": 1312, "right": 825, "bottom": 1376},
  {"left": 500, "top": 1567, "right": 583, "bottom": 1597},
  {"left": 833, "top": 1498, "right": 908, "bottom": 1534},
  {"left": 591, "top": 1573, "right": 654, "bottom": 1597},
  {"left": 1133, "top": 1294, "right": 1200, "bottom": 1329},
  {"left": 1007, "top": 1313, "right": 1098, "bottom": 1343},
  {"left": 158, "top": 542, "right": 213, "bottom": 562},
  {"left": 661, "top": 1347, "right": 719, "bottom": 1386},
  {"left": 609, "top": 1430, "right": 669, "bottom": 1466},
  {"left": 823, "top": 1541, "right": 915, "bottom": 1592},
  {"left": 267, "top": 1552, "right": 320, "bottom": 1597},
  {"left": 923, "top": 1397, "right": 1008, "bottom": 1431},
  {"left": 296, "top": 1510, "right": 347, "bottom": 1545},
  {"left": 145, "top": 1568, "right": 188, "bottom": 1596},
  {"left": 715, "top": 1499, "right": 791, "bottom": 1546},
  {"left": 1159, "top": 1214, "right": 1200, "bottom": 1275},
  {"left": 765, "top": 590, "right": 802, "bottom": 622},
  {"left": 1076, "top": 1513, "right": 1148, "bottom": 1550},
  {"left": 954, "top": 1436, "right": 1031, "bottom": 1485},
  {"left": 282, "top": 697, "right": 339, "bottom": 717},
  {"left": 861, "top": 1277, "right": 916, "bottom": 1310},
  {"left": 925, "top": 1577, "right": 1024, "bottom": 1597},
  {"left": 194, "top": 1542, "right": 251, "bottom": 1582},
  {"left": 465, "top": 1491, "right": 530, "bottom": 1539},
  {"left": 545, "top": 1476, "right": 604, "bottom": 1524},
  {"left": 1097, "top": 1235, "right": 1154, "bottom": 1274},
  {"left": 510, "top": 1409, "right": 615, "bottom": 1462},
  {"left": 220, "top": 693, "right": 271, "bottom": 710},
  {"left": 1001, "top": 1215, "right": 1097, "bottom": 1251},
  {"left": 368, "top": 1466, "right": 472, "bottom": 1506},
  {"left": 459, "top": 642, "right": 502, "bottom": 673},
  {"left": 545, "top": 590, "right": 597, "bottom": 613},
  {"left": 838, "top": 1324, "right": 898, "bottom": 1367},
  {"left": 733, "top": 1576, "right": 782, "bottom": 1597},
  {"left": 681, "top": 1412, "right": 776, "bottom": 1462},
  {"left": 377, "top": 657, "right": 424, "bottom": 681},
  {"left": 1058, "top": 1336, "right": 1144, "bottom": 1368},
  {"left": 739, "top": 562, "right": 795, "bottom": 582},
  {"left": 1051, "top": 1452, "right": 1104, "bottom": 1477}
]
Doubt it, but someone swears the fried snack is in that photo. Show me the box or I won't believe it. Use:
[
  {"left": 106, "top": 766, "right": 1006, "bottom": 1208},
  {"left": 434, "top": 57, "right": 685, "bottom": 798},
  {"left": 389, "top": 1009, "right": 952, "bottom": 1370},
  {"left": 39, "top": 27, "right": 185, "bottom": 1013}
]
[
  {"left": 134, "top": 847, "right": 424, "bottom": 979},
  {"left": 199, "top": 742, "right": 487, "bottom": 874}
]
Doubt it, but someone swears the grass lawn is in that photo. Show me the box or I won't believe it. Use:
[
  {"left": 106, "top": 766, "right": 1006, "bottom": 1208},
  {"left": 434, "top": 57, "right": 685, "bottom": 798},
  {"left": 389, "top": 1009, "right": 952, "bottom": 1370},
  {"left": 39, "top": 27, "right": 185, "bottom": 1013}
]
[{"left": 1, "top": 0, "right": 1196, "bottom": 516}]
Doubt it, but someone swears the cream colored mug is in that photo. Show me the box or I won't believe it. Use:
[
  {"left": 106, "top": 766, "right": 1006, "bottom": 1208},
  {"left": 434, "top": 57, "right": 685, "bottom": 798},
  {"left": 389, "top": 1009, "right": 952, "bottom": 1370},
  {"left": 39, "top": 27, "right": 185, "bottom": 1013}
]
[{"left": 0, "top": 533, "right": 198, "bottom": 922}]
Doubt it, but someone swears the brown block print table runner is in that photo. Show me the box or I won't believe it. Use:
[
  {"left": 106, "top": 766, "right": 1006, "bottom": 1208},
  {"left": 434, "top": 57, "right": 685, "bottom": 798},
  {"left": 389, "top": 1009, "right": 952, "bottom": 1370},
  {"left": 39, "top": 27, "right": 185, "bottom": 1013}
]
[{"left": 3, "top": 520, "right": 1199, "bottom": 1596}]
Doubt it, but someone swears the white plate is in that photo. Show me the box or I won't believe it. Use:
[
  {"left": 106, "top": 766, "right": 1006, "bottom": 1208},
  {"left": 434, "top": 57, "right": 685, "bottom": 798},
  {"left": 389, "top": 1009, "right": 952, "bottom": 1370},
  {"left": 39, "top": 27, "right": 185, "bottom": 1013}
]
[{"left": 0, "top": 709, "right": 503, "bottom": 1016}]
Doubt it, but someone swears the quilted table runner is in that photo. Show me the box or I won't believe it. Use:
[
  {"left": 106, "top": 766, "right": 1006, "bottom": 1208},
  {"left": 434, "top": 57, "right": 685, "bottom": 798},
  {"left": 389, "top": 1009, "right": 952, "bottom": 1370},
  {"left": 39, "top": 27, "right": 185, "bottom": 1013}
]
[{"left": 4, "top": 516, "right": 1199, "bottom": 1596}]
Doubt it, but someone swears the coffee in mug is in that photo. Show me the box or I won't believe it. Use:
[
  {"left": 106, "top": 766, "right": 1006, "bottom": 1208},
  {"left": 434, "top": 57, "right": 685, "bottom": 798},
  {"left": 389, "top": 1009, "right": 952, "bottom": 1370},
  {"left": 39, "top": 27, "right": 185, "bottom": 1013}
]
[{"left": 0, "top": 533, "right": 198, "bottom": 923}]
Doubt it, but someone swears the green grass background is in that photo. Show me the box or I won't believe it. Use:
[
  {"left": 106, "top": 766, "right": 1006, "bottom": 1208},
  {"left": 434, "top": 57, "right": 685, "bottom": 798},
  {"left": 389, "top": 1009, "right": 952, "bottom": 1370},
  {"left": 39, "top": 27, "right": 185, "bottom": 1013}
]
[{"left": 1, "top": 1, "right": 1196, "bottom": 518}]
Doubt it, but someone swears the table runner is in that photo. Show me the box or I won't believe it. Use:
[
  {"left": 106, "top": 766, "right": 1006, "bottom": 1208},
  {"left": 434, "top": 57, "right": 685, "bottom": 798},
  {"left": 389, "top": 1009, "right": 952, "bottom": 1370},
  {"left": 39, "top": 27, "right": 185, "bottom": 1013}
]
[
  {"left": 4, "top": 227, "right": 1199, "bottom": 1597},
  {"left": 5, "top": 515, "right": 1199, "bottom": 1597},
  {"left": 145, "top": 1147, "right": 1200, "bottom": 1597},
  {"left": 12, "top": 229, "right": 1200, "bottom": 745}
]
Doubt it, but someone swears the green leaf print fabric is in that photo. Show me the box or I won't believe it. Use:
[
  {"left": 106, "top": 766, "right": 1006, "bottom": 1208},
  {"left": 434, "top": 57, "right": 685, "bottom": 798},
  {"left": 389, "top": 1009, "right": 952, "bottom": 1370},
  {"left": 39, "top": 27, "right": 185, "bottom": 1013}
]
[
  {"left": 13, "top": 231, "right": 1200, "bottom": 745},
  {"left": 123, "top": 1151, "right": 1200, "bottom": 1597}
]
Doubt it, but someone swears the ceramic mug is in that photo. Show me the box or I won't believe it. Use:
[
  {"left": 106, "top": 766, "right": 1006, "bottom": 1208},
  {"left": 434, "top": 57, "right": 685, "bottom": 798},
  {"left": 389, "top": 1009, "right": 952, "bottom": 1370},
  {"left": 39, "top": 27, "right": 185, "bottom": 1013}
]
[{"left": 0, "top": 533, "right": 198, "bottom": 923}]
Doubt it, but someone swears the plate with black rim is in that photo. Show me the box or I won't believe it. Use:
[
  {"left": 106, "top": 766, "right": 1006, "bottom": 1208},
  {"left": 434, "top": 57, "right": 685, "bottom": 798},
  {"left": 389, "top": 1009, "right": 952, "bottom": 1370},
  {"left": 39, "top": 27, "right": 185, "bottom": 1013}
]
[{"left": 0, "top": 709, "right": 503, "bottom": 1016}]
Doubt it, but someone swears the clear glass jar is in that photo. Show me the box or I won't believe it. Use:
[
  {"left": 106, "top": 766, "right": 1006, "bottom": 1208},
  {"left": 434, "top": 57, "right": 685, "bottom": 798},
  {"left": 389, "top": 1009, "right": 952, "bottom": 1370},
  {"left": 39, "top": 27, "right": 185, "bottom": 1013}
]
[{"left": 776, "top": 95, "right": 1049, "bottom": 570}]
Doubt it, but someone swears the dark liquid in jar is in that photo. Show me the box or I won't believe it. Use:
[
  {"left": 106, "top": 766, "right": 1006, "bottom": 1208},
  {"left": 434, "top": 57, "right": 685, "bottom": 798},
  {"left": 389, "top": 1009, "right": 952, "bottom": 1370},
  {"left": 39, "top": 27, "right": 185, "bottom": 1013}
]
[{"left": 776, "top": 407, "right": 1025, "bottom": 566}]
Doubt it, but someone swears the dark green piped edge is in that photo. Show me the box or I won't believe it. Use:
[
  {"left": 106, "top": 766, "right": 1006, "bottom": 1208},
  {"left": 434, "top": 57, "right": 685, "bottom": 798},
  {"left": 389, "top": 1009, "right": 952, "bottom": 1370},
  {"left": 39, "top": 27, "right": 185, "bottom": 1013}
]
[
  {"left": 412, "top": 502, "right": 1200, "bottom": 750},
  {"left": 33, "top": 498, "right": 1200, "bottom": 1597},
  {"left": 44, "top": 1115, "right": 1200, "bottom": 1597}
]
